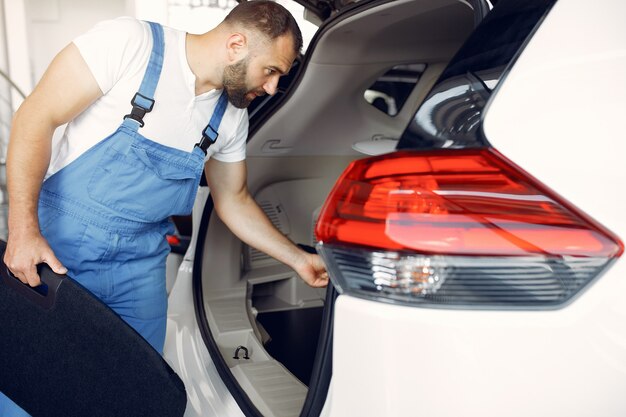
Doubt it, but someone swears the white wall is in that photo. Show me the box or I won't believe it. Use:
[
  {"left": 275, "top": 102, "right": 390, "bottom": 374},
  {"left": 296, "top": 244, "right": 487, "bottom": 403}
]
[
  {"left": 24, "top": 0, "right": 128, "bottom": 88},
  {"left": 21, "top": 0, "right": 317, "bottom": 92},
  {"left": 3, "top": 0, "right": 31, "bottom": 106}
]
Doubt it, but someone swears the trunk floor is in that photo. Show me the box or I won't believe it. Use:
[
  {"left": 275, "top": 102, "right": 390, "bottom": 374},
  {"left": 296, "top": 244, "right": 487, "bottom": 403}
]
[{"left": 257, "top": 307, "right": 323, "bottom": 387}]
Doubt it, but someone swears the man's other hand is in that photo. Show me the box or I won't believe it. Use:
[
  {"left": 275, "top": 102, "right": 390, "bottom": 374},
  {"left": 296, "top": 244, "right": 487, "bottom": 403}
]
[{"left": 4, "top": 231, "right": 67, "bottom": 287}]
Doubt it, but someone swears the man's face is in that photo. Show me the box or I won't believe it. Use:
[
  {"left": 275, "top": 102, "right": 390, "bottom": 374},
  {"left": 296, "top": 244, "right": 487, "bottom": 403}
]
[{"left": 223, "top": 34, "right": 297, "bottom": 109}]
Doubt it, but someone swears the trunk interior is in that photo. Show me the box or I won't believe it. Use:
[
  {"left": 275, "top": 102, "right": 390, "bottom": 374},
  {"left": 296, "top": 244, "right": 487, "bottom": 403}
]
[{"left": 196, "top": 0, "right": 478, "bottom": 415}]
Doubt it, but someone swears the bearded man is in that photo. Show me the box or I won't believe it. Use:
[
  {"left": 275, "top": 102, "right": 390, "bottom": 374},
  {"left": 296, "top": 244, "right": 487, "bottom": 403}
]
[{"left": 1, "top": 2, "right": 328, "bottom": 415}]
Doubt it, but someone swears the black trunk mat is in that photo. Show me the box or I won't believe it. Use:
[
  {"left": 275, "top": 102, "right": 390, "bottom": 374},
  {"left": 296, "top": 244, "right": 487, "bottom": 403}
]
[{"left": 0, "top": 240, "right": 187, "bottom": 417}]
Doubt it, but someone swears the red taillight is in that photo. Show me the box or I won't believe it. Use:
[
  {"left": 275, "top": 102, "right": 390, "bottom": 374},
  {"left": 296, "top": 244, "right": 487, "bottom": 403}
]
[
  {"left": 316, "top": 149, "right": 622, "bottom": 258},
  {"left": 316, "top": 149, "right": 623, "bottom": 308}
]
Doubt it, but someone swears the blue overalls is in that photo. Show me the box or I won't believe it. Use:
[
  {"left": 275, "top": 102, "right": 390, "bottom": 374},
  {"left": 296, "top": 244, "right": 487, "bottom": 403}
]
[{"left": 0, "top": 22, "right": 228, "bottom": 416}]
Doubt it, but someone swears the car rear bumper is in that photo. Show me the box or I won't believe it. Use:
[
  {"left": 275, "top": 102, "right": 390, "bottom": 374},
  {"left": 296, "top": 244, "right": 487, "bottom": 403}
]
[{"left": 327, "top": 260, "right": 626, "bottom": 417}]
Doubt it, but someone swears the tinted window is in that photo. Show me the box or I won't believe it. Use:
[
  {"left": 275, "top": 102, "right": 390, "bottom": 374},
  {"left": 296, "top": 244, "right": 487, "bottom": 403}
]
[
  {"left": 398, "top": 0, "right": 557, "bottom": 150},
  {"left": 364, "top": 64, "right": 426, "bottom": 117}
]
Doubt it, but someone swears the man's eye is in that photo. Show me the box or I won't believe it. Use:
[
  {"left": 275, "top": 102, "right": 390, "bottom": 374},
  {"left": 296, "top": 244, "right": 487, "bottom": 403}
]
[{"left": 266, "top": 69, "right": 275, "bottom": 75}]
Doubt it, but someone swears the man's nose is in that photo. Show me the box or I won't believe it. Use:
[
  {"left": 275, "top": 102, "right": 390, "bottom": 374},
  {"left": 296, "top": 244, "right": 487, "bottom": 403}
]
[{"left": 263, "top": 76, "right": 279, "bottom": 96}]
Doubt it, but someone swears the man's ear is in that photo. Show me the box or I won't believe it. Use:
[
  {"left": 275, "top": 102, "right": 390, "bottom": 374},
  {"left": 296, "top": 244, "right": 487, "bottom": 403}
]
[{"left": 226, "top": 32, "right": 248, "bottom": 63}]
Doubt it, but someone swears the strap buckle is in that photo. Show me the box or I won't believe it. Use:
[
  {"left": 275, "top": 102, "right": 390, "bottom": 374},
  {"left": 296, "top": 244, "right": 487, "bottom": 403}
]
[
  {"left": 123, "top": 93, "right": 155, "bottom": 128},
  {"left": 195, "top": 124, "right": 219, "bottom": 155}
]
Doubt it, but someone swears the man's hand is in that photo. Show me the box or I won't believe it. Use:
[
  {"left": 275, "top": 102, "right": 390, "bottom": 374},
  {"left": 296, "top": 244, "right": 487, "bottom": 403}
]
[
  {"left": 4, "top": 231, "right": 67, "bottom": 287},
  {"left": 294, "top": 252, "right": 329, "bottom": 288}
]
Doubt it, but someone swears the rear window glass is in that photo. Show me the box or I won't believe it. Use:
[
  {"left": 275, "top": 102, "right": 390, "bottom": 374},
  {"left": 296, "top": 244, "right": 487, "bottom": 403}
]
[{"left": 364, "top": 64, "right": 426, "bottom": 116}]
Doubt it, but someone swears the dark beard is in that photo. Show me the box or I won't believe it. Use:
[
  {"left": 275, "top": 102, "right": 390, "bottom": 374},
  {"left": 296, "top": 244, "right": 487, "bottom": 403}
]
[{"left": 223, "top": 59, "right": 253, "bottom": 109}]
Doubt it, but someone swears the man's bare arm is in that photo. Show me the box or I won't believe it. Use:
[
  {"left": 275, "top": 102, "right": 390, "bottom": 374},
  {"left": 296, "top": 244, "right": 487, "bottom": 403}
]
[
  {"left": 205, "top": 158, "right": 328, "bottom": 288},
  {"left": 4, "top": 43, "right": 103, "bottom": 286}
]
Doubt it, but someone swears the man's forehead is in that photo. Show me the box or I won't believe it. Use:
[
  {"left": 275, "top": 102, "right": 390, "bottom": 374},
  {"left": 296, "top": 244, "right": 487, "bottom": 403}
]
[{"left": 257, "top": 35, "right": 297, "bottom": 72}]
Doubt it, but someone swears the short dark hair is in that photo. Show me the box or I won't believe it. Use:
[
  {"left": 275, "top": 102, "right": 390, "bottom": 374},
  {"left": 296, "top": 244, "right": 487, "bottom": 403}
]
[{"left": 224, "top": 0, "right": 303, "bottom": 55}]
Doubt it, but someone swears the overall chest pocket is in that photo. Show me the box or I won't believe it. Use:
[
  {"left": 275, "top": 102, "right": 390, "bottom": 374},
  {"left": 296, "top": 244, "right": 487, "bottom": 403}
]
[{"left": 88, "top": 144, "right": 202, "bottom": 223}]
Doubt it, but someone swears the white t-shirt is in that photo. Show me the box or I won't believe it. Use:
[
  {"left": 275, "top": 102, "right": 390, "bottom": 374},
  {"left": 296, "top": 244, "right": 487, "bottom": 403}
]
[{"left": 46, "top": 17, "right": 248, "bottom": 178}]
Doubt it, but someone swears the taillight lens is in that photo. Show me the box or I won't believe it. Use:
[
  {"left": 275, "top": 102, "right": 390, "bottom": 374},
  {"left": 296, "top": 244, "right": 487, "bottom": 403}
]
[{"left": 315, "top": 149, "right": 623, "bottom": 308}]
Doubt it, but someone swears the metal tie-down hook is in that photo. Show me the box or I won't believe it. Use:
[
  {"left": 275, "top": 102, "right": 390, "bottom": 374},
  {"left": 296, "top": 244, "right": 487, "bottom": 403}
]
[{"left": 233, "top": 345, "right": 250, "bottom": 360}]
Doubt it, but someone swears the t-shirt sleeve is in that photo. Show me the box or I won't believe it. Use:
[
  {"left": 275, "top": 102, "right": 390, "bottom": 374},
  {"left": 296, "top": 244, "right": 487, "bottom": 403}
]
[
  {"left": 72, "top": 17, "right": 149, "bottom": 95},
  {"left": 210, "top": 110, "right": 249, "bottom": 163}
]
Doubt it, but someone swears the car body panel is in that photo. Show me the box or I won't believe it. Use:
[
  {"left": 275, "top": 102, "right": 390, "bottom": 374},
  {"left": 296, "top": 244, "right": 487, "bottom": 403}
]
[
  {"left": 324, "top": 0, "right": 626, "bottom": 415},
  {"left": 330, "top": 267, "right": 626, "bottom": 416},
  {"left": 483, "top": 0, "right": 626, "bottom": 236}
]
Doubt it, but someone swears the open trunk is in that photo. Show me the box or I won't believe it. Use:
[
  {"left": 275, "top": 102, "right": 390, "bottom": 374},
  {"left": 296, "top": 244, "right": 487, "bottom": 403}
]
[{"left": 193, "top": 0, "right": 484, "bottom": 415}]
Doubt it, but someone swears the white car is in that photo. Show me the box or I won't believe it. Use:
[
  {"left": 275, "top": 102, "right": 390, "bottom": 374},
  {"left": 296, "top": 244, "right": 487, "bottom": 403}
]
[{"left": 164, "top": 0, "right": 626, "bottom": 416}]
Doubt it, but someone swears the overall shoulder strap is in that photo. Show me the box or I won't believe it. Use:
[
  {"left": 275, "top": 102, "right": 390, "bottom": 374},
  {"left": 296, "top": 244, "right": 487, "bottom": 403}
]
[
  {"left": 196, "top": 91, "right": 229, "bottom": 154},
  {"left": 123, "top": 21, "right": 165, "bottom": 128}
]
